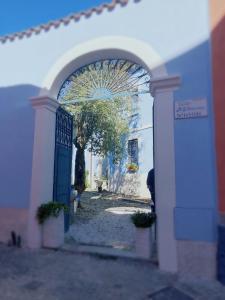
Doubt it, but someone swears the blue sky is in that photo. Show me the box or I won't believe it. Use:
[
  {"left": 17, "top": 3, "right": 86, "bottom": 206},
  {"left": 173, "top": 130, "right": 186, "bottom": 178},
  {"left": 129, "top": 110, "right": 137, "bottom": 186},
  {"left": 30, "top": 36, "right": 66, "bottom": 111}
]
[{"left": 0, "top": 0, "right": 112, "bottom": 36}]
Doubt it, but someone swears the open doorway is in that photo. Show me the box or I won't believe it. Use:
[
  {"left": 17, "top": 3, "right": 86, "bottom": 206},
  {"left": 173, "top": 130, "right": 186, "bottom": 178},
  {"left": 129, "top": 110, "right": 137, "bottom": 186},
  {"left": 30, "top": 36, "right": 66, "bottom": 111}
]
[
  {"left": 29, "top": 37, "right": 179, "bottom": 272},
  {"left": 57, "top": 58, "right": 155, "bottom": 257}
]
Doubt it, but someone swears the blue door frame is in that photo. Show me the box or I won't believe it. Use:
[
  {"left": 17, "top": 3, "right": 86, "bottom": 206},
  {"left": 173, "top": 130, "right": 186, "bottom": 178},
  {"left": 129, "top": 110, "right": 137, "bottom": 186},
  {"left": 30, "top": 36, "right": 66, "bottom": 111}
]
[{"left": 53, "top": 107, "right": 73, "bottom": 232}]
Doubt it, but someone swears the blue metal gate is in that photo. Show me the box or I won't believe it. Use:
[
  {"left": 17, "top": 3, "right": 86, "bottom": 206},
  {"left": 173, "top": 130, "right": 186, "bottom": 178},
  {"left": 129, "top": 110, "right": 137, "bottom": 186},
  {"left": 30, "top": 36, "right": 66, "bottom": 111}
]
[{"left": 53, "top": 107, "right": 73, "bottom": 232}]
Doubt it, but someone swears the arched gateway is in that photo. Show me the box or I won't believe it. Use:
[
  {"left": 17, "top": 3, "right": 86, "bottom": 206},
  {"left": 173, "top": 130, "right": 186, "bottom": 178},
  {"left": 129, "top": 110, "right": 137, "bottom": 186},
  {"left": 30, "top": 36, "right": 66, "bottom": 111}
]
[
  {"left": 0, "top": 0, "right": 219, "bottom": 281},
  {"left": 28, "top": 36, "right": 181, "bottom": 273}
]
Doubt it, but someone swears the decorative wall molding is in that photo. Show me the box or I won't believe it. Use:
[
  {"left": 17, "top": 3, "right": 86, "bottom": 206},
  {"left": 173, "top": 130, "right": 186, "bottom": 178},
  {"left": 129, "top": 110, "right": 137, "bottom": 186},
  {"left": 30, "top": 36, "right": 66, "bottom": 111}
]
[
  {"left": 30, "top": 96, "right": 59, "bottom": 112},
  {"left": 150, "top": 75, "right": 181, "bottom": 97},
  {"left": 41, "top": 36, "right": 168, "bottom": 97},
  {"left": 130, "top": 124, "right": 153, "bottom": 133}
]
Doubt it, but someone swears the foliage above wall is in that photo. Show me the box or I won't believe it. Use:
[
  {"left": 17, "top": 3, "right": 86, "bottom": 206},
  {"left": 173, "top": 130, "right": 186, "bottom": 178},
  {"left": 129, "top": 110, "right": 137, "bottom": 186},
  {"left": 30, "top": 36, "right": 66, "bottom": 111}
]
[{"left": 58, "top": 59, "right": 150, "bottom": 195}]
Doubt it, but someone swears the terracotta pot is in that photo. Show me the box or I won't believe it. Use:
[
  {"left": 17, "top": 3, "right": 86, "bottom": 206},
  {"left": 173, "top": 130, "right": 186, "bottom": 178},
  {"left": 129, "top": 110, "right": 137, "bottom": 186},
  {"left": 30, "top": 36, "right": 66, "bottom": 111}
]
[
  {"left": 42, "top": 211, "right": 64, "bottom": 248},
  {"left": 135, "top": 227, "right": 153, "bottom": 259}
]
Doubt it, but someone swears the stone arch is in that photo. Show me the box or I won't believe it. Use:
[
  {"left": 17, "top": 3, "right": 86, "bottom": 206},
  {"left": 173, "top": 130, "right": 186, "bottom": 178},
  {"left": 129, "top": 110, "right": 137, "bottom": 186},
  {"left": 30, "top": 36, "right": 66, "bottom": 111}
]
[
  {"left": 40, "top": 36, "right": 168, "bottom": 98},
  {"left": 29, "top": 36, "right": 181, "bottom": 273}
]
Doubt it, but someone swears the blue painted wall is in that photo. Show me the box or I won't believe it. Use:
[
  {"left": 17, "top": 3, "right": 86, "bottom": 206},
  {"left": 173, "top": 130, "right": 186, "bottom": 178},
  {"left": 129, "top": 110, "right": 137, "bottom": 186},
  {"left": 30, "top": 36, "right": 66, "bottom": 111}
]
[
  {"left": 0, "top": 0, "right": 217, "bottom": 241},
  {"left": 0, "top": 85, "right": 37, "bottom": 208}
]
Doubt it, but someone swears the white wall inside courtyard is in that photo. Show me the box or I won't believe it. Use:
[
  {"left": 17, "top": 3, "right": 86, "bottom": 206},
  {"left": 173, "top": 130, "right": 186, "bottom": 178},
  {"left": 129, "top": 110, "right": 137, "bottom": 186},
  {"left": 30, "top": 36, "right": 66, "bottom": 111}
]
[{"left": 108, "top": 92, "right": 154, "bottom": 198}]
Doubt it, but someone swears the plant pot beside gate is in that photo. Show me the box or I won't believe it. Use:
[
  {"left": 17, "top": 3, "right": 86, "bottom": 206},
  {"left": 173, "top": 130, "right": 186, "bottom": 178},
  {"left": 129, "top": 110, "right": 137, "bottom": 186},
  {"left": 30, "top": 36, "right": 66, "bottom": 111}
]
[
  {"left": 131, "top": 211, "right": 156, "bottom": 259},
  {"left": 37, "top": 202, "right": 68, "bottom": 249}
]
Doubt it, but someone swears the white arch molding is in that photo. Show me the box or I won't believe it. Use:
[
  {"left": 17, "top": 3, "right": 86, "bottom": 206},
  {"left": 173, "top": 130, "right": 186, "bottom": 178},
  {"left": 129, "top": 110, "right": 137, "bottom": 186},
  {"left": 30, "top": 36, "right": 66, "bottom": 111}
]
[
  {"left": 29, "top": 36, "right": 181, "bottom": 273},
  {"left": 40, "top": 36, "right": 168, "bottom": 98}
]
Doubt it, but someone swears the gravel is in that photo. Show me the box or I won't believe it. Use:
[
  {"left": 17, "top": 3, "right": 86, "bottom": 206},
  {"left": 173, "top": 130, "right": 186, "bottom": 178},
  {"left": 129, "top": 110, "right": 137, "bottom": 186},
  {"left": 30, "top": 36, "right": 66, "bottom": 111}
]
[{"left": 69, "top": 191, "right": 151, "bottom": 249}]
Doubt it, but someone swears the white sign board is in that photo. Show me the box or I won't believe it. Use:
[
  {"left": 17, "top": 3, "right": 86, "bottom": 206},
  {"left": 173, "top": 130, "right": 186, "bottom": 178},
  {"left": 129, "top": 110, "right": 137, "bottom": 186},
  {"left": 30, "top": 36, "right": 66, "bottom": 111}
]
[{"left": 175, "top": 99, "right": 208, "bottom": 120}]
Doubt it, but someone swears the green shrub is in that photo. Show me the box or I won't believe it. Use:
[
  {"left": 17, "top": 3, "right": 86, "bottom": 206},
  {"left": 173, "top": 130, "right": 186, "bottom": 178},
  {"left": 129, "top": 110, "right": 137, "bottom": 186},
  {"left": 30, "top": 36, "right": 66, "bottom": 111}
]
[
  {"left": 37, "top": 202, "right": 68, "bottom": 224},
  {"left": 131, "top": 211, "right": 156, "bottom": 228}
]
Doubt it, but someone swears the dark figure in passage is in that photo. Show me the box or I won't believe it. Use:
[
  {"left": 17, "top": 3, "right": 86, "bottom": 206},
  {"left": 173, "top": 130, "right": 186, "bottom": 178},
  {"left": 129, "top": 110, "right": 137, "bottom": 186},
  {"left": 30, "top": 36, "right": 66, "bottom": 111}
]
[{"left": 147, "top": 168, "right": 155, "bottom": 212}]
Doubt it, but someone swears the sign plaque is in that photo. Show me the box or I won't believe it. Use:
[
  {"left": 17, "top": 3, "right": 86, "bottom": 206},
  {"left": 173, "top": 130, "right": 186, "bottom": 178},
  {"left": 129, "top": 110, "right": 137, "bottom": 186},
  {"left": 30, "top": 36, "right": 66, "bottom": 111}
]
[{"left": 175, "top": 99, "right": 208, "bottom": 120}]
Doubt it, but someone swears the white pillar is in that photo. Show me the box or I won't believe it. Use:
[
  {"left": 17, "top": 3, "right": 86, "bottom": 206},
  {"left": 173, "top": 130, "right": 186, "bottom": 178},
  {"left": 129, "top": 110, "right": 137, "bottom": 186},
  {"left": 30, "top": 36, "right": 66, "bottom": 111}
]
[
  {"left": 27, "top": 96, "right": 59, "bottom": 249},
  {"left": 151, "top": 75, "right": 181, "bottom": 273},
  {"left": 89, "top": 150, "right": 93, "bottom": 188},
  {"left": 97, "top": 157, "right": 103, "bottom": 178}
]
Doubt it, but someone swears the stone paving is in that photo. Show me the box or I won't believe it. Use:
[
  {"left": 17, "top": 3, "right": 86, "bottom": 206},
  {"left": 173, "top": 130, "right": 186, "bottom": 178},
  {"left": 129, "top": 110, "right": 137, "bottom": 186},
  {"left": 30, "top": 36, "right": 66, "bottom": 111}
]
[
  {"left": 68, "top": 191, "right": 151, "bottom": 251},
  {"left": 1, "top": 191, "right": 224, "bottom": 299},
  {"left": 0, "top": 244, "right": 225, "bottom": 300}
]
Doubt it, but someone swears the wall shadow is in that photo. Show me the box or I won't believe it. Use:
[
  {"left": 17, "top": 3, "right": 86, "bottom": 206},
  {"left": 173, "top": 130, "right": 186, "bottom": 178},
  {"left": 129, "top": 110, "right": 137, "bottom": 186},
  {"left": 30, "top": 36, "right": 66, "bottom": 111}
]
[{"left": 0, "top": 84, "right": 40, "bottom": 208}]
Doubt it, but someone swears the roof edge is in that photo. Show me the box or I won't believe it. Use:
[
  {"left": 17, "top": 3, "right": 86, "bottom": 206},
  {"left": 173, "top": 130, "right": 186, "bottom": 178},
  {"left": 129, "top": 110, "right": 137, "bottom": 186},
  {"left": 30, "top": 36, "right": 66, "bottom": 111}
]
[{"left": 0, "top": 0, "right": 141, "bottom": 44}]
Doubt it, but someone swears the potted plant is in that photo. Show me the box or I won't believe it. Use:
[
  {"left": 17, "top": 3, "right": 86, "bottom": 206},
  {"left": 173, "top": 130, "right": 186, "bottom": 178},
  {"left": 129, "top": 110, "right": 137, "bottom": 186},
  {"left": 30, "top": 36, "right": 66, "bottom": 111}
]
[
  {"left": 37, "top": 201, "right": 68, "bottom": 249},
  {"left": 126, "top": 162, "right": 139, "bottom": 173},
  {"left": 95, "top": 178, "right": 104, "bottom": 192},
  {"left": 131, "top": 211, "right": 156, "bottom": 259}
]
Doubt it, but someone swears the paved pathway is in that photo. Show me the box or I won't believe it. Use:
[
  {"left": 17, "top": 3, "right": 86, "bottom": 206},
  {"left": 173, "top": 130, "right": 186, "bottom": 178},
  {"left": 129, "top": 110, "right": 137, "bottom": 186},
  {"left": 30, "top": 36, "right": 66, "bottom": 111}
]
[
  {"left": 68, "top": 191, "right": 151, "bottom": 251},
  {"left": 0, "top": 244, "right": 225, "bottom": 300}
]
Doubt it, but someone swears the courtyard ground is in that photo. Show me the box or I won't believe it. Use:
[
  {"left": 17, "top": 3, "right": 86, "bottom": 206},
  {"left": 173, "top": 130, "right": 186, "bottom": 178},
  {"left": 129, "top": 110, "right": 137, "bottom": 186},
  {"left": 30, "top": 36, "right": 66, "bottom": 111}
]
[
  {"left": 1, "top": 192, "right": 225, "bottom": 299},
  {"left": 68, "top": 191, "right": 151, "bottom": 252},
  {"left": 0, "top": 244, "right": 225, "bottom": 300}
]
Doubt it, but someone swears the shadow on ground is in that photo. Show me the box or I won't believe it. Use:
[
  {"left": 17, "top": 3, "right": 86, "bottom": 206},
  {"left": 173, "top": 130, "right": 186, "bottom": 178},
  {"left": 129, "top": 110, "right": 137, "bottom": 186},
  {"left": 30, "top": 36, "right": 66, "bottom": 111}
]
[{"left": 67, "top": 191, "right": 151, "bottom": 251}]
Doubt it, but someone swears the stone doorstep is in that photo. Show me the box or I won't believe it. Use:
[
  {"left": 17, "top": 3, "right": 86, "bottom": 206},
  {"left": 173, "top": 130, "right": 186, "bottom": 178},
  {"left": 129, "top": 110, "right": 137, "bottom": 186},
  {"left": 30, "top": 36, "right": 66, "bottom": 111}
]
[{"left": 60, "top": 242, "right": 158, "bottom": 265}]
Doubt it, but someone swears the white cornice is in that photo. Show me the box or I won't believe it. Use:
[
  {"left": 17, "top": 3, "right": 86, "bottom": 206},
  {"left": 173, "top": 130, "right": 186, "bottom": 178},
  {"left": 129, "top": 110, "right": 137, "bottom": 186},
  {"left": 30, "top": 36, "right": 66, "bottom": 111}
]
[
  {"left": 30, "top": 95, "right": 59, "bottom": 112},
  {"left": 150, "top": 75, "right": 181, "bottom": 97},
  {"left": 130, "top": 124, "right": 153, "bottom": 133}
]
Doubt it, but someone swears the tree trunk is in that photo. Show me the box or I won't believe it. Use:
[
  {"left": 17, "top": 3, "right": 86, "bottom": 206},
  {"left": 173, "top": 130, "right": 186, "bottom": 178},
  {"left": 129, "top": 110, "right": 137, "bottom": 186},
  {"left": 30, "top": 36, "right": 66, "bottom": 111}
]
[{"left": 74, "top": 144, "right": 86, "bottom": 195}]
